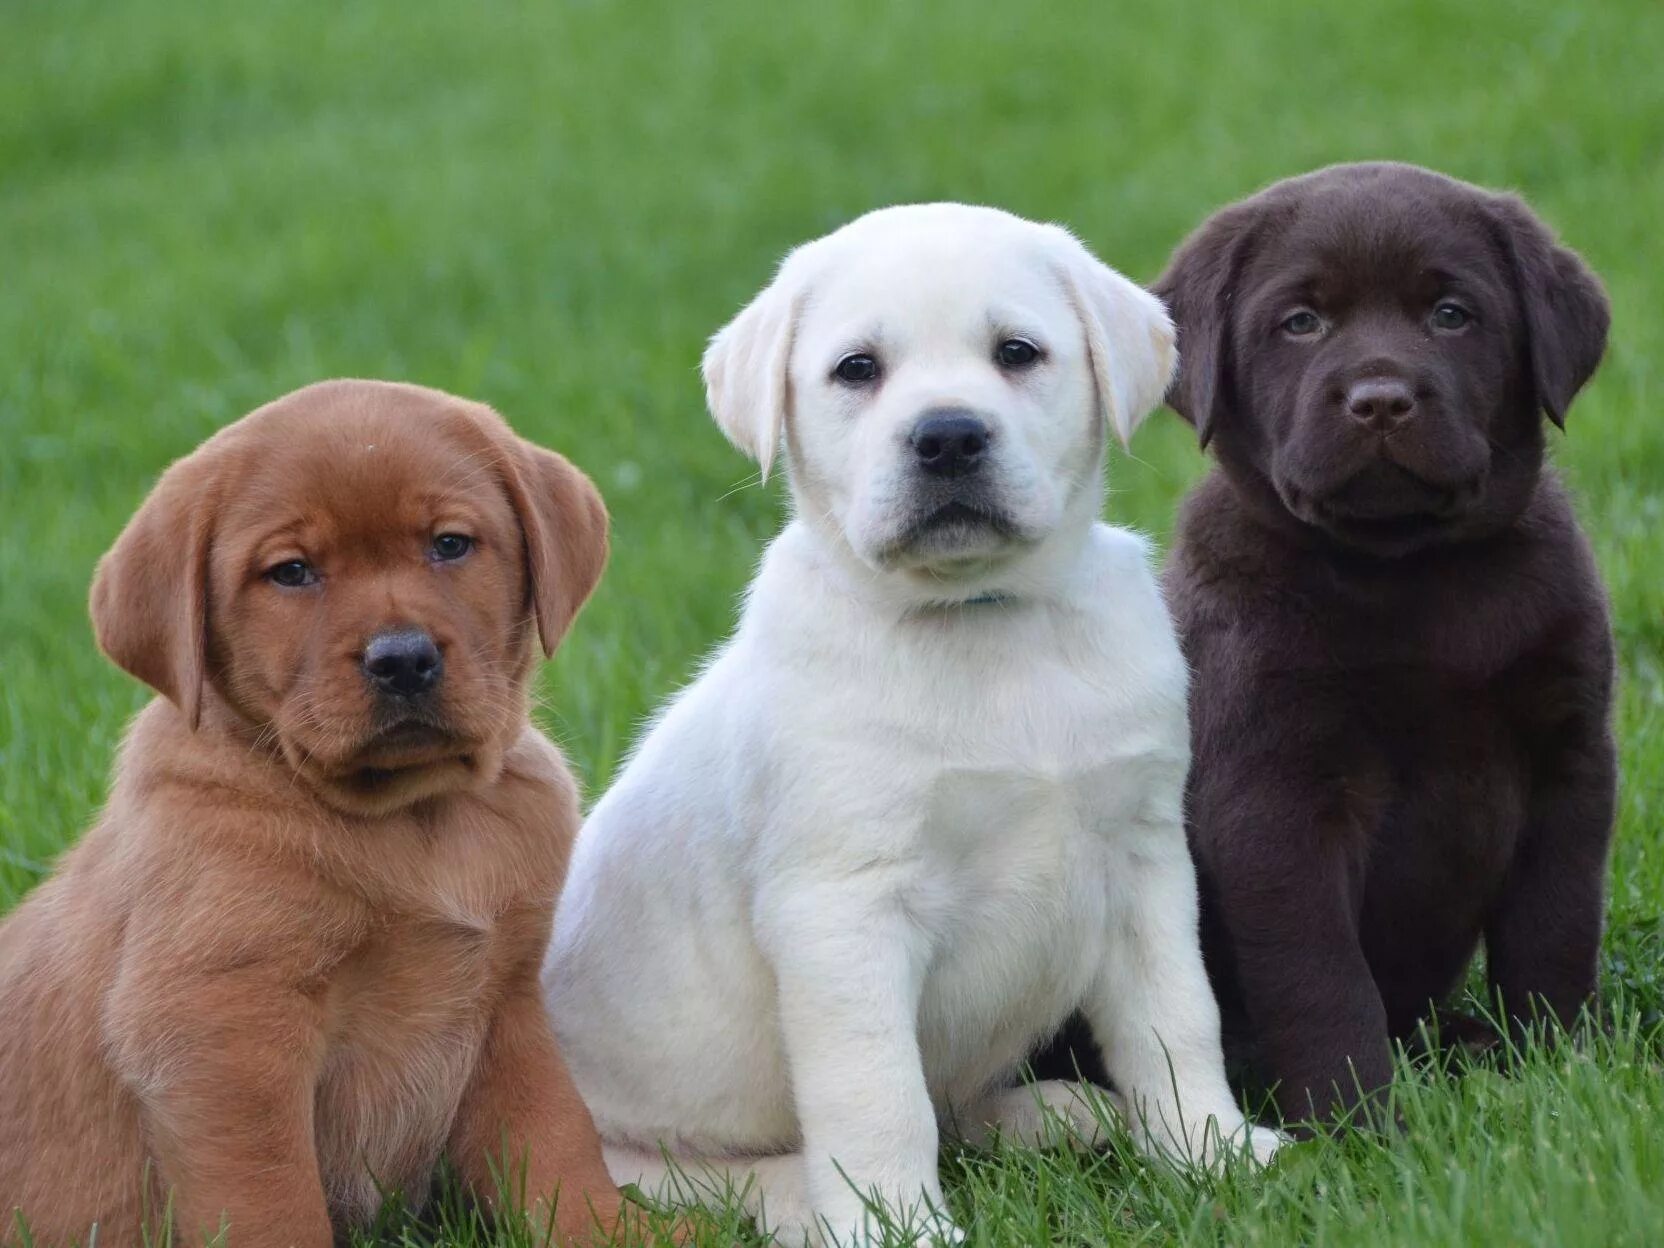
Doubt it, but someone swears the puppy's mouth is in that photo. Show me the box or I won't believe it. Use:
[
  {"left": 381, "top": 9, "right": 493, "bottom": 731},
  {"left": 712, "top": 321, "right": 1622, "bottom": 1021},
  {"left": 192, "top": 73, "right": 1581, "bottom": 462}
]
[
  {"left": 304, "top": 718, "right": 476, "bottom": 801},
  {"left": 1315, "top": 507, "right": 1451, "bottom": 546},
  {"left": 891, "top": 499, "right": 1021, "bottom": 556},
  {"left": 346, "top": 717, "right": 469, "bottom": 770},
  {"left": 1290, "top": 462, "right": 1483, "bottom": 551},
  {"left": 340, "top": 753, "right": 475, "bottom": 801}
]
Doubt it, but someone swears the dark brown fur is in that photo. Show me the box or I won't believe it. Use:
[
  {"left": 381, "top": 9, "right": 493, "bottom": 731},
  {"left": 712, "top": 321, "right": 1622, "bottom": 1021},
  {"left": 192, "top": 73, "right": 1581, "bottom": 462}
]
[{"left": 1037, "top": 163, "right": 1616, "bottom": 1126}]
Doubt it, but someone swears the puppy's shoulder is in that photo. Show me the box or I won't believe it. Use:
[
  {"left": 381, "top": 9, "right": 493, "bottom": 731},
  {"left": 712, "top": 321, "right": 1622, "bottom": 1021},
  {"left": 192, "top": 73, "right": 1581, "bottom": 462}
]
[
  {"left": 1500, "top": 471, "right": 1615, "bottom": 667},
  {"left": 499, "top": 722, "right": 580, "bottom": 800},
  {"left": 112, "top": 698, "right": 319, "bottom": 833},
  {"left": 1163, "top": 475, "right": 1297, "bottom": 625},
  {"left": 1078, "top": 523, "right": 1169, "bottom": 623},
  {"left": 490, "top": 722, "right": 584, "bottom": 841},
  {"left": 1518, "top": 471, "right": 1609, "bottom": 598},
  {"left": 1084, "top": 520, "right": 1158, "bottom": 574},
  {"left": 1077, "top": 522, "right": 1187, "bottom": 677}
]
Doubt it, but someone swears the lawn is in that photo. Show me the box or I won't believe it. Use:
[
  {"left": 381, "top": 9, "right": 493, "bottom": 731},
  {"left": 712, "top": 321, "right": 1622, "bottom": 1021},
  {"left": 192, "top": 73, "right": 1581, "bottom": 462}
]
[{"left": 2, "top": 0, "right": 1662, "bottom": 1243}]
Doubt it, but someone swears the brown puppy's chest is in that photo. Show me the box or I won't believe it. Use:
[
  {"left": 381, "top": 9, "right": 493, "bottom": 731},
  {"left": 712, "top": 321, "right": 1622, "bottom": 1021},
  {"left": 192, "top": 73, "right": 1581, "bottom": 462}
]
[
  {"left": 314, "top": 923, "right": 494, "bottom": 1220},
  {"left": 311, "top": 796, "right": 560, "bottom": 1223}
]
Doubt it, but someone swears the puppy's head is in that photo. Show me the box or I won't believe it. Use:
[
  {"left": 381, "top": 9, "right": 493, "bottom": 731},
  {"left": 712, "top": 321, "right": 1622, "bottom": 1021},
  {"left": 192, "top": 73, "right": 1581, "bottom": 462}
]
[
  {"left": 1158, "top": 162, "right": 1609, "bottom": 556},
  {"left": 90, "top": 380, "right": 607, "bottom": 815},
  {"left": 703, "top": 203, "right": 1174, "bottom": 595}
]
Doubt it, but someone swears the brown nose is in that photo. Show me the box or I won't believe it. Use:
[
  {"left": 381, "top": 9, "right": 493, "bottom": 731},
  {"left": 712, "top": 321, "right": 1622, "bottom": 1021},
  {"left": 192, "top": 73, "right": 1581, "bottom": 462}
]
[{"left": 1346, "top": 378, "right": 1416, "bottom": 431}]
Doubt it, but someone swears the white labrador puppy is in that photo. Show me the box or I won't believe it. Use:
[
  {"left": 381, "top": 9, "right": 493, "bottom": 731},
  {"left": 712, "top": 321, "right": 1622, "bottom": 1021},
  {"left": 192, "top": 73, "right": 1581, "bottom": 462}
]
[{"left": 543, "top": 203, "right": 1278, "bottom": 1245}]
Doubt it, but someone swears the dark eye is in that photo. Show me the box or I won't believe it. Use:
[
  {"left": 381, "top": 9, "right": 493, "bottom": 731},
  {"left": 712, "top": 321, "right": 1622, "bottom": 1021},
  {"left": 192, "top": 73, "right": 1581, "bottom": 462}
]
[
  {"left": 833, "top": 353, "right": 879, "bottom": 385},
  {"left": 1281, "top": 310, "right": 1323, "bottom": 338},
  {"left": 266, "top": 559, "right": 317, "bottom": 588},
  {"left": 996, "top": 338, "right": 1041, "bottom": 369},
  {"left": 1431, "top": 302, "right": 1471, "bottom": 331},
  {"left": 430, "top": 533, "right": 473, "bottom": 562}
]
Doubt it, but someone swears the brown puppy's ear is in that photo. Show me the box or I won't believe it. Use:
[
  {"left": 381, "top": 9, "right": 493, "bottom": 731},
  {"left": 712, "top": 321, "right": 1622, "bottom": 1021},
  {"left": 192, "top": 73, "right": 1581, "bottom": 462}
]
[
  {"left": 498, "top": 434, "right": 610, "bottom": 657},
  {"left": 90, "top": 454, "right": 217, "bottom": 729},
  {"left": 1488, "top": 195, "right": 1610, "bottom": 428},
  {"left": 1152, "top": 200, "right": 1264, "bottom": 449}
]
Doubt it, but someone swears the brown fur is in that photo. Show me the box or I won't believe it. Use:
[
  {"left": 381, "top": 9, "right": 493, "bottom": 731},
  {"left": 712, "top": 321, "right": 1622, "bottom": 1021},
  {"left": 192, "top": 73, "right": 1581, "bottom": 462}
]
[{"left": 0, "top": 381, "right": 631, "bottom": 1245}]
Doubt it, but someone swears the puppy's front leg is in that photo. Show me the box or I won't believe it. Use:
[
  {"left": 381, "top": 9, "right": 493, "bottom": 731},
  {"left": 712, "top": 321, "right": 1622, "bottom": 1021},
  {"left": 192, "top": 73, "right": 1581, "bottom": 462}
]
[
  {"left": 106, "top": 973, "right": 333, "bottom": 1247},
  {"left": 449, "top": 976, "right": 627, "bottom": 1245},
  {"left": 1486, "top": 720, "right": 1616, "bottom": 1040},
  {"left": 759, "top": 882, "right": 957, "bottom": 1247},
  {"left": 1086, "top": 806, "right": 1282, "bottom": 1169}
]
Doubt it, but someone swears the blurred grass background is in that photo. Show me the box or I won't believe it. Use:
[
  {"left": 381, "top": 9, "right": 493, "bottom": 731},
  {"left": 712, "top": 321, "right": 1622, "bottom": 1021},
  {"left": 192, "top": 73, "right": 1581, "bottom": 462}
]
[{"left": 2, "top": 1, "right": 1661, "bottom": 1243}]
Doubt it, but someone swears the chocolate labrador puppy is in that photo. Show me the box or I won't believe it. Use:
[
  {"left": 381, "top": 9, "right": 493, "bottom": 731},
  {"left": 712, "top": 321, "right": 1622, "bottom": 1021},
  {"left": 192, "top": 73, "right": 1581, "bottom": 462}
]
[{"left": 1036, "top": 162, "right": 1615, "bottom": 1127}]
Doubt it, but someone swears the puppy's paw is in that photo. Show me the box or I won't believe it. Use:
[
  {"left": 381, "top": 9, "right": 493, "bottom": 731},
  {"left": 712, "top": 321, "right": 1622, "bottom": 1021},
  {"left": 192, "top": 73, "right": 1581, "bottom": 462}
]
[
  {"left": 883, "top": 1211, "right": 964, "bottom": 1248},
  {"left": 806, "top": 1203, "right": 963, "bottom": 1248},
  {"left": 1146, "top": 1111, "right": 1287, "bottom": 1172},
  {"left": 1197, "top": 1116, "right": 1287, "bottom": 1170},
  {"left": 960, "top": 1078, "right": 1116, "bottom": 1151},
  {"left": 1242, "top": 1122, "right": 1287, "bottom": 1167}
]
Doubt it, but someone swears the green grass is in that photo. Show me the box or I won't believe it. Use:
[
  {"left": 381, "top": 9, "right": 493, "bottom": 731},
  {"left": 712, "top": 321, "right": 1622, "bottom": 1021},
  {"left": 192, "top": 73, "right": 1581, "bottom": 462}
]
[{"left": 2, "top": 0, "right": 1662, "bottom": 1243}]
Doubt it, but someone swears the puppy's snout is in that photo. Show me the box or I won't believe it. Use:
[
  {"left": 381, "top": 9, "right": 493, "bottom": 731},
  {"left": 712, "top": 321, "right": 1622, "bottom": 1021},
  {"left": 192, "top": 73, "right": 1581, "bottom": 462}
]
[
  {"left": 1346, "top": 378, "right": 1416, "bottom": 432},
  {"left": 363, "top": 629, "right": 443, "bottom": 698},
  {"left": 910, "top": 409, "right": 990, "bottom": 478}
]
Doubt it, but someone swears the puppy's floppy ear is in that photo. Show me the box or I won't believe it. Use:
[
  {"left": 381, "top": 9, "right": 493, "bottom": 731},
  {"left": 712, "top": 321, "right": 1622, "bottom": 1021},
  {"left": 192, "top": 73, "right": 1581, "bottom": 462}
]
[
  {"left": 90, "top": 452, "right": 218, "bottom": 729},
  {"left": 701, "top": 245, "right": 814, "bottom": 483},
  {"left": 1046, "top": 226, "right": 1176, "bottom": 447},
  {"left": 1487, "top": 194, "right": 1610, "bottom": 428},
  {"left": 494, "top": 425, "right": 610, "bottom": 657},
  {"left": 1152, "top": 200, "right": 1263, "bottom": 449}
]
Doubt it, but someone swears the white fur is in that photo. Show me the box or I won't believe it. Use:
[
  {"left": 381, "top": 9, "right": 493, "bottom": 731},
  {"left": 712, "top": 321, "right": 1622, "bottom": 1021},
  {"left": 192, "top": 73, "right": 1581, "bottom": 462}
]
[{"left": 543, "top": 204, "right": 1279, "bottom": 1246}]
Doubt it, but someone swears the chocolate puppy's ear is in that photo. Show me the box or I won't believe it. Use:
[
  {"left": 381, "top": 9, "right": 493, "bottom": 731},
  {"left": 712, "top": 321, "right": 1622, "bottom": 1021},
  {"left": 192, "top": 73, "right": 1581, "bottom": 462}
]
[
  {"left": 90, "top": 452, "right": 218, "bottom": 729},
  {"left": 1152, "top": 201, "right": 1263, "bottom": 449},
  {"left": 496, "top": 430, "right": 610, "bottom": 658},
  {"left": 1488, "top": 195, "right": 1610, "bottom": 428}
]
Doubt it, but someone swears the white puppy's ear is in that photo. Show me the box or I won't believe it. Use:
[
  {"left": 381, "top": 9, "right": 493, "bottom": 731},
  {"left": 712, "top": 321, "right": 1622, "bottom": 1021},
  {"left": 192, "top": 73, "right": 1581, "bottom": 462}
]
[
  {"left": 1048, "top": 227, "right": 1177, "bottom": 447},
  {"left": 702, "top": 247, "right": 812, "bottom": 482}
]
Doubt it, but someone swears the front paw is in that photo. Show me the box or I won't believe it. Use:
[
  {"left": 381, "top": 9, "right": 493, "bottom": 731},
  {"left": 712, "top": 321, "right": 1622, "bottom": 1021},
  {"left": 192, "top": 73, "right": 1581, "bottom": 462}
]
[
  {"left": 1191, "top": 1116, "right": 1286, "bottom": 1169},
  {"left": 1242, "top": 1122, "right": 1287, "bottom": 1166},
  {"left": 1142, "top": 1111, "right": 1286, "bottom": 1172},
  {"left": 807, "top": 1201, "right": 963, "bottom": 1247}
]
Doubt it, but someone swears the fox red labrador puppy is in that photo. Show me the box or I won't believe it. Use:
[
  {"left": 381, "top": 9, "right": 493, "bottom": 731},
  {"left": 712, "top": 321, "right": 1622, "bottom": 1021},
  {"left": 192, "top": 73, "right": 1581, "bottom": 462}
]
[
  {"left": 1038, "top": 163, "right": 1615, "bottom": 1127},
  {"left": 0, "top": 381, "right": 637, "bottom": 1245}
]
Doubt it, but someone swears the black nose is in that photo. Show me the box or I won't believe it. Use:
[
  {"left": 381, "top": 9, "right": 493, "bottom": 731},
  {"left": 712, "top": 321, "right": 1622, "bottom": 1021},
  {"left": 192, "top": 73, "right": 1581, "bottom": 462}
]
[
  {"left": 362, "top": 629, "right": 442, "bottom": 698},
  {"left": 1346, "top": 378, "right": 1416, "bottom": 431},
  {"left": 910, "top": 410, "right": 991, "bottom": 477}
]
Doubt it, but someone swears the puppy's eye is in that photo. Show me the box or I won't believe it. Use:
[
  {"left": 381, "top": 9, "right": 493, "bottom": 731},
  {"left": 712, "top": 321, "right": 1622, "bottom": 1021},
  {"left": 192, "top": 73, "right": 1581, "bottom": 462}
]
[
  {"left": 833, "top": 353, "right": 879, "bottom": 385},
  {"left": 430, "top": 533, "right": 473, "bottom": 562},
  {"left": 996, "top": 338, "right": 1041, "bottom": 369},
  {"left": 1281, "top": 310, "right": 1324, "bottom": 338},
  {"left": 1431, "top": 302, "right": 1471, "bottom": 331},
  {"left": 267, "top": 559, "right": 318, "bottom": 588}
]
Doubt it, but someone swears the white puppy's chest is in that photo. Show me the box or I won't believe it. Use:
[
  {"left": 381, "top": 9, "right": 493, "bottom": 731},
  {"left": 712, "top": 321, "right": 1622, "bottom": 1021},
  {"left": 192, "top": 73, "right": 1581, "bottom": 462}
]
[{"left": 795, "top": 624, "right": 1172, "bottom": 1100}]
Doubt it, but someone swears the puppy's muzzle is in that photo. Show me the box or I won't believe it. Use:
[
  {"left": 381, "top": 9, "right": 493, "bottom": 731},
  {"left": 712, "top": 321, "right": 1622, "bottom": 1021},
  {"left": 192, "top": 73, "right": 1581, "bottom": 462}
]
[
  {"left": 910, "top": 409, "right": 991, "bottom": 478},
  {"left": 363, "top": 629, "right": 443, "bottom": 699}
]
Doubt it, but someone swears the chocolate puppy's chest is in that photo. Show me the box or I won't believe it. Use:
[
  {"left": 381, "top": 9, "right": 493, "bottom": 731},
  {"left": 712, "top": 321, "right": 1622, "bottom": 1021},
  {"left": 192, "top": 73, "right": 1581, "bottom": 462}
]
[
  {"left": 1356, "top": 668, "right": 1528, "bottom": 879},
  {"left": 1341, "top": 664, "right": 1540, "bottom": 1018}
]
